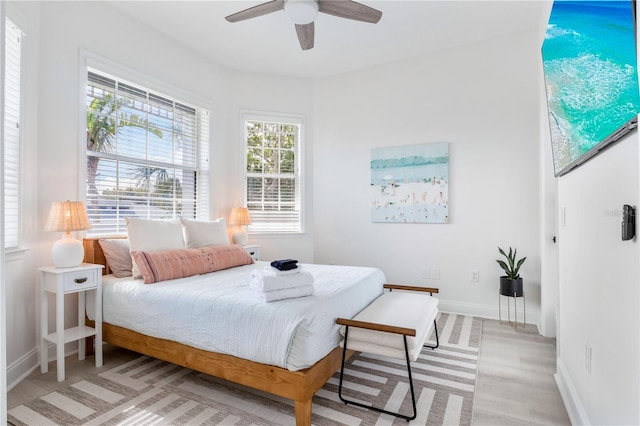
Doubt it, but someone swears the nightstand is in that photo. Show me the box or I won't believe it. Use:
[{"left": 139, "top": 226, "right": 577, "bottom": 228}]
[
  {"left": 39, "top": 263, "right": 104, "bottom": 381},
  {"left": 244, "top": 244, "right": 260, "bottom": 261}
]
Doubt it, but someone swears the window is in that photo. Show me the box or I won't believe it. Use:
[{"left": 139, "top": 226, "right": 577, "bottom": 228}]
[
  {"left": 4, "top": 18, "right": 22, "bottom": 249},
  {"left": 86, "top": 70, "right": 209, "bottom": 235},
  {"left": 244, "top": 114, "right": 302, "bottom": 233}
]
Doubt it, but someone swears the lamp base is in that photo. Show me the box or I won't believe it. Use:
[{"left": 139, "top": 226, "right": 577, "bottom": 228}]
[
  {"left": 232, "top": 228, "right": 248, "bottom": 246},
  {"left": 51, "top": 233, "right": 84, "bottom": 268}
]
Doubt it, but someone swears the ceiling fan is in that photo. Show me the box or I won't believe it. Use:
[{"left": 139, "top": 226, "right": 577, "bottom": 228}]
[{"left": 225, "top": 0, "right": 383, "bottom": 50}]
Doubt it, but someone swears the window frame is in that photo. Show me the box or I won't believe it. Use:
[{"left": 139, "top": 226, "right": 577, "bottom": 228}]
[
  {"left": 80, "top": 53, "right": 211, "bottom": 236},
  {"left": 3, "top": 14, "right": 23, "bottom": 251},
  {"left": 241, "top": 110, "right": 305, "bottom": 235}
]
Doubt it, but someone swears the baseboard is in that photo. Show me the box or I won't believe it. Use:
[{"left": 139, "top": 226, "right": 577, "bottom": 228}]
[
  {"left": 8, "top": 343, "right": 81, "bottom": 391},
  {"left": 439, "top": 299, "right": 540, "bottom": 330},
  {"left": 555, "top": 357, "right": 589, "bottom": 425},
  {"left": 7, "top": 348, "right": 38, "bottom": 391}
]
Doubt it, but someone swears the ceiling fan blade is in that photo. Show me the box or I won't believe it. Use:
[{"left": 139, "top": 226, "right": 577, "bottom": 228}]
[
  {"left": 295, "top": 22, "right": 315, "bottom": 50},
  {"left": 225, "top": 0, "right": 285, "bottom": 23},
  {"left": 318, "top": 0, "right": 382, "bottom": 23}
]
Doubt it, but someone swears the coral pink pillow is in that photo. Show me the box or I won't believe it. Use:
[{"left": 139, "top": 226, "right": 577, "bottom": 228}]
[{"left": 132, "top": 245, "right": 254, "bottom": 284}]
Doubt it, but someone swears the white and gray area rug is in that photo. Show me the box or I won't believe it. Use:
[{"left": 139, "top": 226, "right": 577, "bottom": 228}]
[{"left": 9, "top": 313, "right": 481, "bottom": 426}]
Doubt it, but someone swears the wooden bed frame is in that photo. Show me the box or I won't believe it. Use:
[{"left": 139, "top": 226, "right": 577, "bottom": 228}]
[{"left": 83, "top": 237, "right": 353, "bottom": 425}]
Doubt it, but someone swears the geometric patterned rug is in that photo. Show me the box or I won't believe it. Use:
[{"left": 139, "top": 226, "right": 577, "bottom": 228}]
[{"left": 9, "top": 313, "right": 481, "bottom": 426}]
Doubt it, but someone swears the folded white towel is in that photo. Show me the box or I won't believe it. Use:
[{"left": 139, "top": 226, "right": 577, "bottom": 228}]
[
  {"left": 263, "top": 266, "right": 300, "bottom": 276},
  {"left": 250, "top": 269, "right": 315, "bottom": 292},
  {"left": 252, "top": 284, "right": 314, "bottom": 302}
]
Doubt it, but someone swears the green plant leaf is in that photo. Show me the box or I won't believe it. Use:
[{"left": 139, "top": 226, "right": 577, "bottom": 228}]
[
  {"left": 513, "top": 257, "right": 527, "bottom": 277},
  {"left": 497, "top": 246, "right": 526, "bottom": 279},
  {"left": 496, "top": 260, "right": 510, "bottom": 274}
]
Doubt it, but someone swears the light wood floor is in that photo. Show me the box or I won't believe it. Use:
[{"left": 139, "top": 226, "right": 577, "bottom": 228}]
[
  {"left": 8, "top": 319, "right": 570, "bottom": 425},
  {"left": 473, "top": 320, "right": 570, "bottom": 425}
]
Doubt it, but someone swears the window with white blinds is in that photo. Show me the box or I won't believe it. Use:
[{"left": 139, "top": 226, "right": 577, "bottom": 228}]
[
  {"left": 86, "top": 70, "right": 209, "bottom": 235},
  {"left": 244, "top": 115, "right": 302, "bottom": 233},
  {"left": 4, "top": 18, "right": 22, "bottom": 249}
]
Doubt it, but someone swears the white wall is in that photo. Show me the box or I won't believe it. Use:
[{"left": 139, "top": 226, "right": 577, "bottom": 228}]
[
  {"left": 228, "top": 71, "right": 315, "bottom": 263},
  {"left": 550, "top": 8, "right": 640, "bottom": 424},
  {"left": 6, "top": 0, "right": 315, "bottom": 387},
  {"left": 555, "top": 133, "right": 640, "bottom": 424},
  {"left": 313, "top": 31, "right": 542, "bottom": 322},
  {"left": 5, "top": 1, "right": 41, "bottom": 387},
  {"left": 536, "top": 0, "right": 559, "bottom": 340},
  {"left": 1, "top": 1, "right": 6, "bottom": 420},
  {"left": 3, "top": 0, "right": 557, "bottom": 402},
  {"left": 33, "top": 0, "right": 233, "bottom": 374},
  {"left": 8, "top": 2, "right": 638, "bottom": 423}
]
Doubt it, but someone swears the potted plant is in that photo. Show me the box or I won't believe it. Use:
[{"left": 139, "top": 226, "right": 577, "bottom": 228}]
[{"left": 496, "top": 246, "right": 526, "bottom": 297}]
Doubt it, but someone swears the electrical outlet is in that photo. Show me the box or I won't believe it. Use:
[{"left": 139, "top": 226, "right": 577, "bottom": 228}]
[
  {"left": 585, "top": 343, "right": 592, "bottom": 374},
  {"left": 431, "top": 268, "right": 440, "bottom": 280},
  {"left": 471, "top": 269, "right": 479, "bottom": 282}
]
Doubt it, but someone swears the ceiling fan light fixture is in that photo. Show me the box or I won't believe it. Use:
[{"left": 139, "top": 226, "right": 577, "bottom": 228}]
[{"left": 284, "top": 0, "right": 319, "bottom": 25}]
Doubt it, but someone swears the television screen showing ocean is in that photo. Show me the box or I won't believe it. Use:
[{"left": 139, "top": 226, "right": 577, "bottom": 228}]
[{"left": 542, "top": 0, "right": 640, "bottom": 175}]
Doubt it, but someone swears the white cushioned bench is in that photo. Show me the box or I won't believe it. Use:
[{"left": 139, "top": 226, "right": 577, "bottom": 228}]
[{"left": 336, "top": 284, "right": 439, "bottom": 421}]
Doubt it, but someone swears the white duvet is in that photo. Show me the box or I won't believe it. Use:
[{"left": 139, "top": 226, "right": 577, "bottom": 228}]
[{"left": 92, "top": 261, "right": 385, "bottom": 371}]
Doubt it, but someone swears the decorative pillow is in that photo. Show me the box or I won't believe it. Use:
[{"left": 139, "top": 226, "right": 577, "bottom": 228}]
[
  {"left": 181, "top": 217, "right": 230, "bottom": 248},
  {"left": 132, "top": 245, "right": 254, "bottom": 284},
  {"left": 98, "top": 239, "right": 133, "bottom": 278},
  {"left": 125, "top": 217, "right": 186, "bottom": 278}
]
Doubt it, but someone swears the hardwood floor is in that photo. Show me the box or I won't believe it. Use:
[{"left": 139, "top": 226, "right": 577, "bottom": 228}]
[
  {"left": 473, "top": 319, "right": 570, "bottom": 425},
  {"left": 8, "top": 318, "right": 570, "bottom": 425}
]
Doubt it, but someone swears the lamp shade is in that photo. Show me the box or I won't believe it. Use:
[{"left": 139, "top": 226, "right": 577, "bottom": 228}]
[
  {"left": 46, "top": 201, "right": 91, "bottom": 233},
  {"left": 229, "top": 207, "right": 251, "bottom": 245},
  {"left": 46, "top": 201, "right": 91, "bottom": 268},
  {"left": 229, "top": 207, "right": 251, "bottom": 226}
]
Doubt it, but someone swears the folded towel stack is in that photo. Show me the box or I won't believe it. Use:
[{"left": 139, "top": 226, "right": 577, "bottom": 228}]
[{"left": 250, "top": 259, "right": 315, "bottom": 302}]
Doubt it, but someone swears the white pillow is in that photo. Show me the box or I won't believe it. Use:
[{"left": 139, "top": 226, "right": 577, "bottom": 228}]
[
  {"left": 181, "top": 217, "right": 230, "bottom": 248},
  {"left": 98, "top": 238, "right": 133, "bottom": 278},
  {"left": 125, "top": 217, "right": 185, "bottom": 278}
]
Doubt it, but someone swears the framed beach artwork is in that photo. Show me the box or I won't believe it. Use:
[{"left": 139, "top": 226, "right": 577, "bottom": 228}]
[{"left": 371, "top": 142, "right": 449, "bottom": 223}]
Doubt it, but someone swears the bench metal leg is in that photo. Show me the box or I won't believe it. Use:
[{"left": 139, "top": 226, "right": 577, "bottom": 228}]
[
  {"left": 338, "top": 326, "right": 417, "bottom": 422},
  {"left": 424, "top": 319, "right": 439, "bottom": 349}
]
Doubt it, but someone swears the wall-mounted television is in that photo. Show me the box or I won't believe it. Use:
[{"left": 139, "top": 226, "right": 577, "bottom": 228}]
[{"left": 542, "top": 0, "right": 640, "bottom": 176}]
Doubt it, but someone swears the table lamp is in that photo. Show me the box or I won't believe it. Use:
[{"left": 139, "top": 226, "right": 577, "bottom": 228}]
[
  {"left": 45, "top": 200, "right": 91, "bottom": 268},
  {"left": 229, "top": 207, "right": 251, "bottom": 245}
]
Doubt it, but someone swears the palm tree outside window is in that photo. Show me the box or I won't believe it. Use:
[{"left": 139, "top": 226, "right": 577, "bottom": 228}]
[{"left": 85, "top": 70, "right": 209, "bottom": 235}]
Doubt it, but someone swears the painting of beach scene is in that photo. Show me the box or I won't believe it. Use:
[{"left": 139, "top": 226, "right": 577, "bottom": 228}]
[
  {"left": 542, "top": 0, "right": 640, "bottom": 176},
  {"left": 371, "top": 142, "right": 448, "bottom": 223}
]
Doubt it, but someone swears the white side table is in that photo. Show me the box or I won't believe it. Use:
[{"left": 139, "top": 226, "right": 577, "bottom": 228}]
[
  {"left": 39, "top": 263, "right": 104, "bottom": 381},
  {"left": 244, "top": 244, "right": 260, "bottom": 261}
]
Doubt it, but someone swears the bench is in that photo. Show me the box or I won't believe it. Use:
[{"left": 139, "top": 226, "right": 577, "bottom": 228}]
[{"left": 335, "top": 284, "right": 439, "bottom": 421}]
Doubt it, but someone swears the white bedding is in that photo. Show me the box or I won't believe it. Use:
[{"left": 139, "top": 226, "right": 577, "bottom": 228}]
[{"left": 88, "top": 261, "right": 385, "bottom": 371}]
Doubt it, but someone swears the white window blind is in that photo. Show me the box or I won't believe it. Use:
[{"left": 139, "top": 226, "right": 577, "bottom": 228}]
[
  {"left": 86, "top": 70, "right": 209, "bottom": 235},
  {"left": 244, "top": 116, "right": 302, "bottom": 233},
  {"left": 4, "top": 18, "right": 21, "bottom": 249}
]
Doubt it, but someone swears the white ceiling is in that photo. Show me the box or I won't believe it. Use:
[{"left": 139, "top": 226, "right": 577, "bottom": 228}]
[{"left": 108, "top": 1, "right": 549, "bottom": 78}]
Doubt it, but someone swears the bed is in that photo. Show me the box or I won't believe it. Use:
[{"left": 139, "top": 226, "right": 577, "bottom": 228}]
[{"left": 83, "top": 237, "right": 385, "bottom": 425}]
